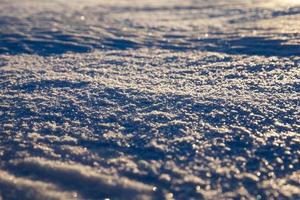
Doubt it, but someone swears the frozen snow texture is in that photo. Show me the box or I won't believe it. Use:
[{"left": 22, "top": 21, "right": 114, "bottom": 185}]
[{"left": 0, "top": 0, "right": 300, "bottom": 199}]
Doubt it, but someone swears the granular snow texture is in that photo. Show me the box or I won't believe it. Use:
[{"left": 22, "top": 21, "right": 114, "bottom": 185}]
[{"left": 0, "top": 0, "right": 300, "bottom": 199}]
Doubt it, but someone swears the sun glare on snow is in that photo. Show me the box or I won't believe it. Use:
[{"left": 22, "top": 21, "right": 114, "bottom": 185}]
[{"left": 275, "top": 0, "right": 300, "bottom": 5}]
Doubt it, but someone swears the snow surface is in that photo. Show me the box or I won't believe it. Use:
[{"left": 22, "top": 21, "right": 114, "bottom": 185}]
[{"left": 0, "top": 0, "right": 300, "bottom": 199}]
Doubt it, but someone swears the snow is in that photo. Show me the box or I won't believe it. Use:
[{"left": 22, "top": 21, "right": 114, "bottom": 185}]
[{"left": 0, "top": 0, "right": 300, "bottom": 199}]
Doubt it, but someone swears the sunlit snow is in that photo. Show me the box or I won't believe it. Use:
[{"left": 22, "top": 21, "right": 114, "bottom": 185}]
[{"left": 0, "top": 0, "right": 299, "bottom": 199}]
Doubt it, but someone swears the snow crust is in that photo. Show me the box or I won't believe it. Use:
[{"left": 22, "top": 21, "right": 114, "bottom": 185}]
[{"left": 0, "top": 0, "right": 300, "bottom": 199}]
